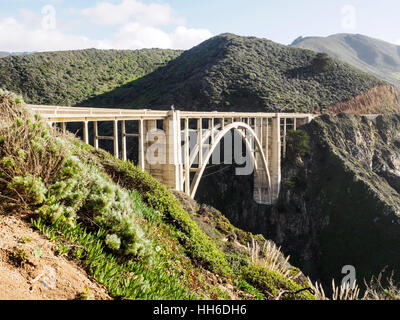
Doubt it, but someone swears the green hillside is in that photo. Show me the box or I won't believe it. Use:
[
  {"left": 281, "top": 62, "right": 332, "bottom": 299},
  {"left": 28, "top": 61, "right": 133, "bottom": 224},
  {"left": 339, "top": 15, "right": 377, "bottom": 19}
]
[
  {"left": 0, "top": 34, "right": 388, "bottom": 113},
  {"left": 82, "top": 33, "right": 386, "bottom": 113},
  {"left": 292, "top": 33, "right": 400, "bottom": 89},
  {"left": 0, "top": 48, "right": 182, "bottom": 105}
]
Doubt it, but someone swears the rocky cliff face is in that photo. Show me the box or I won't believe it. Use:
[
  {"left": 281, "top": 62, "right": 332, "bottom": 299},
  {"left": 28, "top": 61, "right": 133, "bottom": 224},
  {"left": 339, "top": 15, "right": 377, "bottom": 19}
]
[
  {"left": 269, "top": 114, "right": 400, "bottom": 287},
  {"left": 197, "top": 114, "right": 400, "bottom": 289}
]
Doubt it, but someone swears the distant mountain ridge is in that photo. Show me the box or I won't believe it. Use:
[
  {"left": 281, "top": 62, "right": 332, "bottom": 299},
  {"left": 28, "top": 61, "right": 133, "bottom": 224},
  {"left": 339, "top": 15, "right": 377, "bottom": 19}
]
[
  {"left": 291, "top": 33, "right": 400, "bottom": 89},
  {"left": 0, "top": 51, "right": 32, "bottom": 58}
]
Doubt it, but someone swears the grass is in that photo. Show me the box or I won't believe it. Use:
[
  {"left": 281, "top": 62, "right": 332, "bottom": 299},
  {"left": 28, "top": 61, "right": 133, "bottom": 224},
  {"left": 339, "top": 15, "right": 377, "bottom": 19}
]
[
  {"left": 0, "top": 91, "right": 199, "bottom": 299},
  {"left": 31, "top": 215, "right": 193, "bottom": 299},
  {"left": 363, "top": 271, "right": 400, "bottom": 300},
  {"left": 307, "top": 277, "right": 360, "bottom": 300},
  {"left": 235, "top": 279, "right": 265, "bottom": 300},
  {"left": 241, "top": 265, "right": 315, "bottom": 300},
  {"left": 247, "top": 239, "right": 294, "bottom": 280}
]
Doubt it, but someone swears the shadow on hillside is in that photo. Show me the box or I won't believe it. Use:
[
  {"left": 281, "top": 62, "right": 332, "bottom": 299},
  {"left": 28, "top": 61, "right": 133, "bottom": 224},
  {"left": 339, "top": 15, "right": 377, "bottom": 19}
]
[
  {"left": 284, "top": 66, "right": 315, "bottom": 80},
  {"left": 77, "top": 59, "right": 177, "bottom": 110}
]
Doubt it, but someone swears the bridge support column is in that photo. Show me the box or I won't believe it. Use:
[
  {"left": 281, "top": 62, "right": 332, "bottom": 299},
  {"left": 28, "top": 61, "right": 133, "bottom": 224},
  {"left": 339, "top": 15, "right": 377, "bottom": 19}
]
[
  {"left": 141, "top": 111, "right": 183, "bottom": 191},
  {"left": 138, "top": 119, "right": 145, "bottom": 170},
  {"left": 121, "top": 120, "right": 127, "bottom": 161},
  {"left": 93, "top": 121, "right": 99, "bottom": 150},
  {"left": 143, "top": 119, "right": 158, "bottom": 175},
  {"left": 254, "top": 118, "right": 270, "bottom": 204},
  {"left": 83, "top": 121, "right": 89, "bottom": 145},
  {"left": 163, "top": 110, "right": 183, "bottom": 191},
  {"left": 184, "top": 118, "right": 190, "bottom": 195},
  {"left": 113, "top": 120, "right": 119, "bottom": 159},
  {"left": 270, "top": 114, "right": 281, "bottom": 204}
]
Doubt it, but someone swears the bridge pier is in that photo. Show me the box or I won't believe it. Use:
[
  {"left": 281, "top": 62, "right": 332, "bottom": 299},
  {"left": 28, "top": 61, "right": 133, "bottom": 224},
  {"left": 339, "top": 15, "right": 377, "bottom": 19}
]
[
  {"left": 270, "top": 115, "right": 281, "bottom": 202},
  {"left": 163, "top": 111, "right": 183, "bottom": 191},
  {"left": 113, "top": 120, "right": 119, "bottom": 159}
]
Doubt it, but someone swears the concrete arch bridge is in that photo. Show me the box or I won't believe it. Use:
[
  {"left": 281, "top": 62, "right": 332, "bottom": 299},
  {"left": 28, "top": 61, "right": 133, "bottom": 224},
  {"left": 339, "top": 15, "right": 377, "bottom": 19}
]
[{"left": 28, "top": 105, "right": 315, "bottom": 205}]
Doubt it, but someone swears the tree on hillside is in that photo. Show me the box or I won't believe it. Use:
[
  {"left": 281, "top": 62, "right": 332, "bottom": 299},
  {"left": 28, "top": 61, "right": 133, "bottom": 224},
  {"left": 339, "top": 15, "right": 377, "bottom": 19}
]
[{"left": 312, "top": 53, "right": 334, "bottom": 73}]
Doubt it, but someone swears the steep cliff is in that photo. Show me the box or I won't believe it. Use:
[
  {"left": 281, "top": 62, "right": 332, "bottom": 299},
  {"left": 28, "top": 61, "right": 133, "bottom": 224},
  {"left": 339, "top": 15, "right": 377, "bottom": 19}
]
[
  {"left": 196, "top": 114, "right": 400, "bottom": 290},
  {"left": 269, "top": 114, "right": 400, "bottom": 287}
]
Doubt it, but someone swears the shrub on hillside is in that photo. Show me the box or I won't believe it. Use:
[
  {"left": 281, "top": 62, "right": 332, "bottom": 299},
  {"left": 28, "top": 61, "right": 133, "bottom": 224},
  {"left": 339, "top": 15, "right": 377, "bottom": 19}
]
[
  {"left": 285, "top": 129, "right": 311, "bottom": 166},
  {"left": 312, "top": 53, "right": 335, "bottom": 73},
  {"left": 0, "top": 92, "right": 152, "bottom": 258},
  {"left": 242, "top": 265, "right": 315, "bottom": 300},
  {"left": 96, "top": 151, "right": 233, "bottom": 276},
  {"left": 0, "top": 91, "right": 65, "bottom": 207}
]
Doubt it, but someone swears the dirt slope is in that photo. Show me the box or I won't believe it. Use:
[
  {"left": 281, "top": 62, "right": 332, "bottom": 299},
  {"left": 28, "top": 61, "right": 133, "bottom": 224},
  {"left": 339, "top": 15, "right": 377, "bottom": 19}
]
[
  {"left": 326, "top": 84, "right": 400, "bottom": 114},
  {"left": 0, "top": 212, "right": 111, "bottom": 300}
]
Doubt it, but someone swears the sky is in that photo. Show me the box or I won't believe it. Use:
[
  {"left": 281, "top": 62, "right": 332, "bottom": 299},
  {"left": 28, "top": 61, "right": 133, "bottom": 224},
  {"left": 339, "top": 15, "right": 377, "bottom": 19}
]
[{"left": 0, "top": 0, "right": 399, "bottom": 52}]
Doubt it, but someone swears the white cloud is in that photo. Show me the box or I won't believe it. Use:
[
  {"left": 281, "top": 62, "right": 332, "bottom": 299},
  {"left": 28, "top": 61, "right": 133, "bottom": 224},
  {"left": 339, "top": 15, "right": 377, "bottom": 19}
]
[
  {"left": 109, "top": 22, "right": 173, "bottom": 49},
  {"left": 171, "top": 26, "right": 213, "bottom": 50},
  {"left": 81, "top": 0, "right": 183, "bottom": 27},
  {"left": 0, "top": 0, "right": 213, "bottom": 52},
  {"left": 0, "top": 17, "right": 101, "bottom": 52},
  {"left": 103, "top": 23, "right": 213, "bottom": 50}
]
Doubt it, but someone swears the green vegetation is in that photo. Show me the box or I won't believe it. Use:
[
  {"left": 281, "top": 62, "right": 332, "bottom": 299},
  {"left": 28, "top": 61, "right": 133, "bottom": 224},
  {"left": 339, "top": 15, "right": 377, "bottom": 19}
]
[
  {"left": 242, "top": 265, "right": 315, "bottom": 300},
  {"left": 0, "top": 48, "right": 182, "bottom": 106},
  {"left": 31, "top": 215, "right": 192, "bottom": 299},
  {"left": 312, "top": 53, "right": 335, "bottom": 73},
  {"left": 83, "top": 33, "right": 385, "bottom": 112},
  {"left": 78, "top": 288, "right": 94, "bottom": 300},
  {"left": 285, "top": 129, "right": 311, "bottom": 166},
  {"left": 235, "top": 279, "right": 265, "bottom": 300},
  {"left": 0, "top": 34, "right": 386, "bottom": 113},
  {"left": 292, "top": 33, "right": 400, "bottom": 89},
  {"left": 0, "top": 91, "right": 315, "bottom": 300},
  {"left": 96, "top": 153, "right": 233, "bottom": 276}
]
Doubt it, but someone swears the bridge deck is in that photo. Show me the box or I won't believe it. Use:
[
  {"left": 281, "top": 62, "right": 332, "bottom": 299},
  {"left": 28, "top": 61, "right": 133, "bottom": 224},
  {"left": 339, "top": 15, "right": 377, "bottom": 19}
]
[{"left": 27, "top": 104, "right": 315, "bottom": 122}]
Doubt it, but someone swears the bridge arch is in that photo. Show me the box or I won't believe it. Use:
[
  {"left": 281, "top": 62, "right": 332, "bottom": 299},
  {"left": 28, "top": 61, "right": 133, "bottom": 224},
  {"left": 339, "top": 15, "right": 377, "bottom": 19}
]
[{"left": 188, "top": 122, "right": 272, "bottom": 204}]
